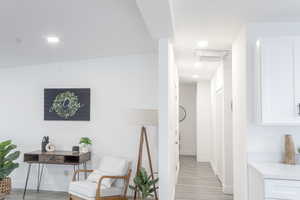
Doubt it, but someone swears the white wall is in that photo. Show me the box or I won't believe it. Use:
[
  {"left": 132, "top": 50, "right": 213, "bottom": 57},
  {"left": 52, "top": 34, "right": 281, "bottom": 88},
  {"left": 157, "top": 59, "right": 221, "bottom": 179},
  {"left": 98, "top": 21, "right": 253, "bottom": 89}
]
[
  {"left": 196, "top": 81, "right": 211, "bottom": 162},
  {"left": 210, "top": 75, "right": 217, "bottom": 172},
  {"left": 210, "top": 65, "right": 223, "bottom": 174},
  {"left": 223, "top": 54, "right": 233, "bottom": 194},
  {"left": 210, "top": 57, "right": 233, "bottom": 194},
  {"left": 247, "top": 23, "right": 300, "bottom": 162},
  {"left": 0, "top": 53, "right": 158, "bottom": 192},
  {"left": 232, "top": 26, "right": 250, "bottom": 200},
  {"left": 232, "top": 22, "right": 300, "bottom": 200},
  {"left": 158, "top": 38, "right": 179, "bottom": 200},
  {"left": 179, "top": 83, "right": 196, "bottom": 156}
]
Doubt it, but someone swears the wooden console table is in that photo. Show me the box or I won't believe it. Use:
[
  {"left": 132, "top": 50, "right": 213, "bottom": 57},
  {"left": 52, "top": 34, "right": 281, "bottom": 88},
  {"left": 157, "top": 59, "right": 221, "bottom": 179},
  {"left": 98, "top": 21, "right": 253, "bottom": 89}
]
[{"left": 23, "top": 150, "right": 91, "bottom": 199}]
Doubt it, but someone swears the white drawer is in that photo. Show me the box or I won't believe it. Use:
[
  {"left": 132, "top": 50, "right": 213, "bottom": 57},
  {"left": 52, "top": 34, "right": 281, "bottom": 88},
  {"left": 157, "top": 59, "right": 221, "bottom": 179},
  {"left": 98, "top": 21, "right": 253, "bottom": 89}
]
[{"left": 265, "top": 179, "right": 300, "bottom": 200}]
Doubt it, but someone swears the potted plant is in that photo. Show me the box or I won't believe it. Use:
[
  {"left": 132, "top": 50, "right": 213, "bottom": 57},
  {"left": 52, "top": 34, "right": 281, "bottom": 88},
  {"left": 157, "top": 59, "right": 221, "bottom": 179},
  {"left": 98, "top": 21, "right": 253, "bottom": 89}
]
[
  {"left": 0, "top": 140, "right": 20, "bottom": 196},
  {"left": 129, "top": 168, "right": 159, "bottom": 200},
  {"left": 297, "top": 148, "right": 300, "bottom": 164},
  {"left": 79, "top": 137, "right": 92, "bottom": 153}
]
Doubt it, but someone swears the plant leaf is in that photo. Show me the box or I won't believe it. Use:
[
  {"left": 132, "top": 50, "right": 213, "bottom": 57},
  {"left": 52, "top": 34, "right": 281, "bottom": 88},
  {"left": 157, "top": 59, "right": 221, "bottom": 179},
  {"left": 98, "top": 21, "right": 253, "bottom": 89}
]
[{"left": 130, "top": 167, "right": 159, "bottom": 198}]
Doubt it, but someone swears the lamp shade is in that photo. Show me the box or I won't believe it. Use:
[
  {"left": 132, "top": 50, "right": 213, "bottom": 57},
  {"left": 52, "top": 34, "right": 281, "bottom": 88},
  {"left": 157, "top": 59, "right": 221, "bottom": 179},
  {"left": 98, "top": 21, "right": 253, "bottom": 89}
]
[{"left": 127, "top": 109, "right": 158, "bottom": 126}]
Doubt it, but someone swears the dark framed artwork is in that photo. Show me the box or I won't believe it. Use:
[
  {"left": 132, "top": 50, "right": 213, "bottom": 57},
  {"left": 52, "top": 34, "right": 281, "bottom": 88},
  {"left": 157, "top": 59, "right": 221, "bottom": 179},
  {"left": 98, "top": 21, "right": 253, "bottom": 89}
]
[{"left": 44, "top": 88, "right": 90, "bottom": 121}]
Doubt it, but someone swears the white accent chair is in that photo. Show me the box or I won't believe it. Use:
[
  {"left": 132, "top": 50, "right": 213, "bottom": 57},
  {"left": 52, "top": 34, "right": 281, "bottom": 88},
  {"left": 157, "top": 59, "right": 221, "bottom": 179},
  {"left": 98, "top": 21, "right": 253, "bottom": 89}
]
[{"left": 69, "top": 156, "right": 132, "bottom": 200}]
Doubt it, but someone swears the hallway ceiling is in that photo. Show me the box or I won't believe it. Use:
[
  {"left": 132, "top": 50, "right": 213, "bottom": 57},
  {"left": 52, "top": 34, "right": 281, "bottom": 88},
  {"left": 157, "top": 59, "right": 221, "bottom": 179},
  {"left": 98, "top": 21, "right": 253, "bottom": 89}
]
[
  {"left": 0, "top": 0, "right": 155, "bottom": 67},
  {"left": 173, "top": 0, "right": 300, "bottom": 81}
]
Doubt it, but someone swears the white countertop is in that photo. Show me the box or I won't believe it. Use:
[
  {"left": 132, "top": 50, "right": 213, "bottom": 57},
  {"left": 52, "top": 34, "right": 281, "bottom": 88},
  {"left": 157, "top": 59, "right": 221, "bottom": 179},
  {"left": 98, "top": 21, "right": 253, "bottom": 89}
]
[{"left": 249, "top": 162, "right": 300, "bottom": 181}]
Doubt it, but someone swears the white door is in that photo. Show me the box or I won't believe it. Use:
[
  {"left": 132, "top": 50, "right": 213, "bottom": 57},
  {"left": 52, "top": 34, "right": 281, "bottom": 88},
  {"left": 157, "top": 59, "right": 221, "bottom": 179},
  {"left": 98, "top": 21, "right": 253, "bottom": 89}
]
[
  {"left": 174, "top": 80, "right": 180, "bottom": 180},
  {"left": 216, "top": 90, "right": 224, "bottom": 183}
]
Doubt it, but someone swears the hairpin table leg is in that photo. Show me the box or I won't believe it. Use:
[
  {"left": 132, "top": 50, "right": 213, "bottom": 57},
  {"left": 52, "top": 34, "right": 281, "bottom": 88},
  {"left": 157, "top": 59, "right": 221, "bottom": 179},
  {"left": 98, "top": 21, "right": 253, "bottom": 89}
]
[
  {"left": 77, "top": 165, "right": 80, "bottom": 180},
  {"left": 23, "top": 163, "right": 32, "bottom": 199},
  {"left": 37, "top": 164, "right": 44, "bottom": 192}
]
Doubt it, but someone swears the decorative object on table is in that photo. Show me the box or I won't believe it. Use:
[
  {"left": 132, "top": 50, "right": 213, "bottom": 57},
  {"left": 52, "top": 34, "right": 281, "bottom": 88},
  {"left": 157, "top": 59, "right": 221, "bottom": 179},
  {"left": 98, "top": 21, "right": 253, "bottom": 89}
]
[
  {"left": 69, "top": 156, "right": 132, "bottom": 200},
  {"left": 44, "top": 88, "right": 90, "bottom": 121},
  {"left": 179, "top": 105, "right": 187, "bottom": 122},
  {"left": 129, "top": 167, "right": 159, "bottom": 200},
  {"left": 41, "top": 136, "right": 49, "bottom": 152},
  {"left": 79, "top": 137, "right": 92, "bottom": 153},
  {"left": 0, "top": 140, "right": 20, "bottom": 197},
  {"left": 72, "top": 146, "right": 80, "bottom": 153},
  {"left": 23, "top": 150, "right": 91, "bottom": 199},
  {"left": 45, "top": 143, "right": 55, "bottom": 152},
  {"left": 283, "top": 135, "right": 296, "bottom": 165},
  {"left": 127, "top": 109, "right": 159, "bottom": 200}
]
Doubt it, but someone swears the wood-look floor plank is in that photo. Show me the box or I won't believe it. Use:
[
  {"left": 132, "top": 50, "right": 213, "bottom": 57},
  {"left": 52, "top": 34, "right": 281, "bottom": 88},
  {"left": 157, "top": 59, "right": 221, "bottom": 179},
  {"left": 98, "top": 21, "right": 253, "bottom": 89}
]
[{"left": 175, "top": 156, "right": 233, "bottom": 200}]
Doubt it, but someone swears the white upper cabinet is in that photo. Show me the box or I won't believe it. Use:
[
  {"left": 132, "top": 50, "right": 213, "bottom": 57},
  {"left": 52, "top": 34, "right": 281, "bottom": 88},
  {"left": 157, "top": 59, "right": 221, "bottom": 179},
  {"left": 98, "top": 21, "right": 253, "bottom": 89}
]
[
  {"left": 258, "top": 37, "right": 300, "bottom": 125},
  {"left": 294, "top": 38, "right": 300, "bottom": 114}
]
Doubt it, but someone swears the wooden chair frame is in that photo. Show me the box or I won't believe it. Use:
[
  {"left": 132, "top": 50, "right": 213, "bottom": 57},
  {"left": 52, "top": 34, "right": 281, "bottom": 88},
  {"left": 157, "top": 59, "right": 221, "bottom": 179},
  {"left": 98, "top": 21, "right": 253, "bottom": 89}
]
[{"left": 69, "top": 168, "right": 132, "bottom": 200}]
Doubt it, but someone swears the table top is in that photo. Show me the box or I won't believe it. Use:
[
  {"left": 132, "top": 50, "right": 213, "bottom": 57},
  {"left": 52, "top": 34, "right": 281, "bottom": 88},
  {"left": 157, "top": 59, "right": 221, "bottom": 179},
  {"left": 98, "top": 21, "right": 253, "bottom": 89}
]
[
  {"left": 24, "top": 150, "right": 89, "bottom": 156},
  {"left": 249, "top": 162, "right": 300, "bottom": 181}
]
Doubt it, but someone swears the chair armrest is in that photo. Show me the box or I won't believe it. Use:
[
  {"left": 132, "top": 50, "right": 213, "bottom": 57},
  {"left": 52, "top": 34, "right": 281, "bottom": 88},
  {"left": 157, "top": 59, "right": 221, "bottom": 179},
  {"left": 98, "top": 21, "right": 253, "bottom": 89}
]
[
  {"left": 72, "top": 169, "right": 94, "bottom": 181},
  {"left": 96, "top": 173, "right": 130, "bottom": 198},
  {"left": 96, "top": 175, "right": 127, "bottom": 190},
  {"left": 100, "top": 175, "right": 127, "bottom": 181}
]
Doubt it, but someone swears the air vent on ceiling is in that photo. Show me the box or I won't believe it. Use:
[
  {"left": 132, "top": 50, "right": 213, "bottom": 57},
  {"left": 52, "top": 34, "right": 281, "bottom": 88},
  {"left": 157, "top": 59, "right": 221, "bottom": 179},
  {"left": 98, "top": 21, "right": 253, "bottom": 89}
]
[{"left": 195, "top": 49, "right": 230, "bottom": 62}]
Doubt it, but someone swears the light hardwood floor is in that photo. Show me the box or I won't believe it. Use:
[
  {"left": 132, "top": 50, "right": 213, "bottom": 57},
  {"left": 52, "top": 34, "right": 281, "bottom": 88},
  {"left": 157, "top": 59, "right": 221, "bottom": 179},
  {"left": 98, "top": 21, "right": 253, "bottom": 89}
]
[
  {"left": 6, "top": 190, "right": 137, "bottom": 200},
  {"left": 7, "top": 156, "right": 232, "bottom": 200},
  {"left": 176, "top": 156, "right": 233, "bottom": 200},
  {"left": 6, "top": 190, "right": 68, "bottom": 200}
]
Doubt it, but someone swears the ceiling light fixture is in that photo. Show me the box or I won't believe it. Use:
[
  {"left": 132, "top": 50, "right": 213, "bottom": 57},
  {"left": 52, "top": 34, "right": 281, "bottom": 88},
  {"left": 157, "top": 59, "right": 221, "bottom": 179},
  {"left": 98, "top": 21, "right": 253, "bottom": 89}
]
[
  {"left": 194, "top": 61, "right": 202, "bottom": 68},
  {"left": 192, "top": 74, "right": 199, "bottom": 79},
  {"left": 197, "top": 40, "right": 208, "bottom": 48},
  {"left": 256, "top": 40, "right": 260, "bottom": 47},
  {"left": 46, "top": 36, "right": 60, "bottom": 44}
]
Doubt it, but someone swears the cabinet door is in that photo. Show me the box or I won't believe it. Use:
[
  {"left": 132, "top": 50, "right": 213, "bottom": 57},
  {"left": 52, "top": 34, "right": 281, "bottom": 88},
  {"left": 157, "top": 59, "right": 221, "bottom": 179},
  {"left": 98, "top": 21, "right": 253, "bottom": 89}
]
[
  {"left": 260, "top": 38, "right": 296, "bottom": 124},
  {"left": 293, "top": 38, "right": 300, "bottom": 118},
  {"left": 265, "top": 179, "right": 300, "bottom": 199}
]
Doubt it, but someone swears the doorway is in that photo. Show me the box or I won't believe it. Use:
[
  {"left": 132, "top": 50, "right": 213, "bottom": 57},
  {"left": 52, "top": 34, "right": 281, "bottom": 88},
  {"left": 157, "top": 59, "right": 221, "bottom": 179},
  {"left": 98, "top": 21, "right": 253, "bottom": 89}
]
[
  {"left": 178, "top": 83, "right": 197, "bottom": 156},
  {"left": 215, "top": 89, "right": 224, "bottom": 182}
]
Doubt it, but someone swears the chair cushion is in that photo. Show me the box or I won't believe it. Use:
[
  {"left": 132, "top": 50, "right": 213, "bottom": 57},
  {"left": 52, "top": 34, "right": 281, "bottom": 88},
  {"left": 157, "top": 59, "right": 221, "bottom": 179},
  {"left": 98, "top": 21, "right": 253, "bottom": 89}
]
[
  {"left": 87, "top": 170, "right": 112, "bottom": 188},
  {"left": 98, "top": 156, "right": 127, "bottom": 175},
  {"left": 69, "top": 180, "right": 123, "bottom": 198},
  {"left": 87, "top": 156, "right": 128, "bottom": 188}
]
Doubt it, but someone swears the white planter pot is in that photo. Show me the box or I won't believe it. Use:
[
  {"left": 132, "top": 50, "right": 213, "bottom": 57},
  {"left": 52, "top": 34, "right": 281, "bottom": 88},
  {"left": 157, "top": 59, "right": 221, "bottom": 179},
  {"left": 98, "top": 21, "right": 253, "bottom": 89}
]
[{"left": 80, "top": 144, "right": 90, "bottom": 153}]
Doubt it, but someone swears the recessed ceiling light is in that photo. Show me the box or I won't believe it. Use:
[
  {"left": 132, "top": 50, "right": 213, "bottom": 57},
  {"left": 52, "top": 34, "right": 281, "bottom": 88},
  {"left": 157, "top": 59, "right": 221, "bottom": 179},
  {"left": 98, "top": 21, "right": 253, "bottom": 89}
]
[
  {"left": 192, "top": 74, "right": 199, "bottom": 79},
  {"left": 256, "top": 40, "right": 260, "bottom": 47},
  {"left": 46, "top": 36, "right": 60, "bottom": 44},
  {"left": 195, "top": 62, "right": 202, "bottom": 68},
  {"left": 197, "top": 40, "right": 208, "bottom": 48}
]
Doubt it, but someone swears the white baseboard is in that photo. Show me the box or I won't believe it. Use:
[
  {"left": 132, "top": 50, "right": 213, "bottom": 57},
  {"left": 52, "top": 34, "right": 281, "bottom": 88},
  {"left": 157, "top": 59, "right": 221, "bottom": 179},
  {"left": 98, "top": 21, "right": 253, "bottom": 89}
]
[
  {"left": 171, "top": 187, "right": 176, "bottom": 200},
  {"left": 210, "top": 162, "right": 217, "bottom": 175},
  {"left": 223, "top": 185, "right": 233, "bottom": 195}
]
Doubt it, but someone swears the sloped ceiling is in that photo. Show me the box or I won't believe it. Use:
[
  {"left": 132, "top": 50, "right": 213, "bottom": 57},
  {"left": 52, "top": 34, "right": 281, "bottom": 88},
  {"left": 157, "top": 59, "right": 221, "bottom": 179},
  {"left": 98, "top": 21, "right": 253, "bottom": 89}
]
[{"left": 0, "top": 0, "right": 156, "bottom": 67}]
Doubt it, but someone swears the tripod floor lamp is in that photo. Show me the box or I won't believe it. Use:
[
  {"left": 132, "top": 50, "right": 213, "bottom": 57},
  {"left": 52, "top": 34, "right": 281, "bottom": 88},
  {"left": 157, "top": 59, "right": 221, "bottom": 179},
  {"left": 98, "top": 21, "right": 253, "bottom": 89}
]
[{"left": 128, "top": 109, "right": 159, "bottom": 200}]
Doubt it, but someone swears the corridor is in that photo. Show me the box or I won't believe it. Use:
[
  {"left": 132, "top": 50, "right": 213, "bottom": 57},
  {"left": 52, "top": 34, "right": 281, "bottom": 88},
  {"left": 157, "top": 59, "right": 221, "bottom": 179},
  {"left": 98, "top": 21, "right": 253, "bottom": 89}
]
[{"left": 175, "top": 156, "right": 233, "bottom": 200}]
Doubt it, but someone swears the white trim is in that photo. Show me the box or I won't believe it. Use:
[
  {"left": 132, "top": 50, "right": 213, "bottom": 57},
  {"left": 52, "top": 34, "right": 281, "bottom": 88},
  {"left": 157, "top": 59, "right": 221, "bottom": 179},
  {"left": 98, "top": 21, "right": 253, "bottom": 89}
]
[
  {"left": 210, "top": 162, "right": 218, "bottom": 176},
  {"left": 171, "top": 188, "right": 176, "bottom": 200},
  {"left": 259, "top": 121, "right": 300, "bottom": 126}
]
